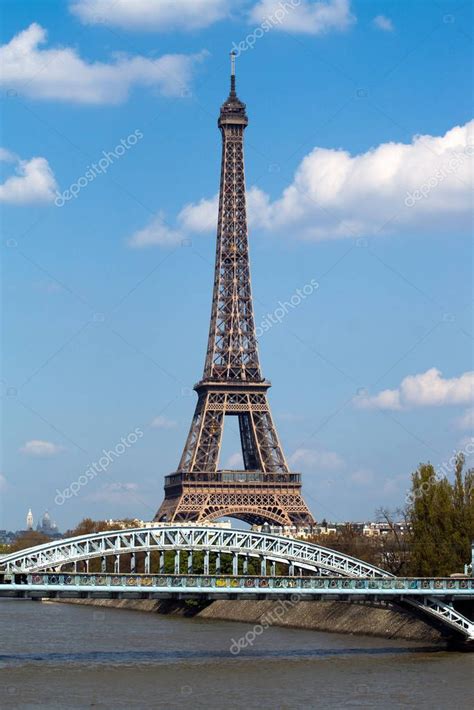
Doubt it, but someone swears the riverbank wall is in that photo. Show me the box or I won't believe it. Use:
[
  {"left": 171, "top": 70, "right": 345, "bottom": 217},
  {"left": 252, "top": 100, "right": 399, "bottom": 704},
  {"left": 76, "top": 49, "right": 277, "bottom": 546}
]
[
  {"left": 53, "top": 597, "right": 445, "bottom": 643},
  {"left": 199, "top": 599, "right": 444, "bottom": 642}
]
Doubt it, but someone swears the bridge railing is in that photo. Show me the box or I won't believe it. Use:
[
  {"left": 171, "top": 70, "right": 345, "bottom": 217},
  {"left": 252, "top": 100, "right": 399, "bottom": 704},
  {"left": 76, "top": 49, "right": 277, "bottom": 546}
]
[{"left": 4, "top": 573, "right": 474, "bottom": 595}]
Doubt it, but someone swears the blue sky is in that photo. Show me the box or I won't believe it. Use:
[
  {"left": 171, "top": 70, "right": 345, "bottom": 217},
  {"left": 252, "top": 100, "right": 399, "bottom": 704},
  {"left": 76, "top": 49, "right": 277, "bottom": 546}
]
[{"left": 1, "top": 0, "right": 472, "bottom": 532}]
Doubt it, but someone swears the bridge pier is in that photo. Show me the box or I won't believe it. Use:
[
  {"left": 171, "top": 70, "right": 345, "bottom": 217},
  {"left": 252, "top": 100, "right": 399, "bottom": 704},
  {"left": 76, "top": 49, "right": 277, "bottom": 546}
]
[
  {"left": 216, "top": 552, "right": 221, "bottom": 574},
  {"left": 232, "top": 553, "right": 238, "bottom": 576},
  {"left": 144, "top": 551, "right": 150, "bottom": 575},
  {"left": 188, "top": 551, "right": 193, "bottom": 574},
  {"left": 204, "top": 550, "right": 210, "bottom": 575},
  {"left": 159, "top": 551, "right": 165, "bottom": 574},
  {"left": 174, "top": 550, "right": 180, "bottom": 575}
]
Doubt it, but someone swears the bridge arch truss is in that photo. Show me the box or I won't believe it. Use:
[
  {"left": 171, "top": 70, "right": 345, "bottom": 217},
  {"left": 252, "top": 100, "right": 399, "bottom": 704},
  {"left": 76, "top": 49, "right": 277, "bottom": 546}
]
[
  {"left": 0, "top": 526, "right": 391, "bottom": 577},
  {"left": 2, "top": 526, "right": 472, "bottom": 642}
]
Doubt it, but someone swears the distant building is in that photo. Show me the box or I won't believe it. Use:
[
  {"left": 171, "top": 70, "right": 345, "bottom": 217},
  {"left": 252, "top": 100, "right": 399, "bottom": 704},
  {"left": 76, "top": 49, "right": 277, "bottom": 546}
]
[
  {"left": 252, "top": 524, "right": 314, "bottom": 539},
  {"left": 105, "top": 518, "right": 147, "bottom": 530},
  {"left": 2, "top": 510, "right": 64, "bottom": 547},
  {"left": 36, "top": 511, "right": 61, "bottom": 538},
  {"left": 0, "top": 530, "right": 14, "bottom": 545},
  {"left": 105, "top": 519, "right": 232, "bottom": 530},
  {"left": 362, "top": 521, "right": 408, "bottom": 537},
  {"left": 315, "top": 521, "right": 337, "bottom": 536}
]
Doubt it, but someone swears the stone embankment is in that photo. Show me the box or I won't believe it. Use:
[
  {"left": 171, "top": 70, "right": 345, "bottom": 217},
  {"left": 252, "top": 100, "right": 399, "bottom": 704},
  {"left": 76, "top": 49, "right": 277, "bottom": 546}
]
[
  {"left": 53, "top": 597, "right": 445, "bottom": 643},
  {"left": 198, "top": 599, "right": 443, "bottom": 642}
]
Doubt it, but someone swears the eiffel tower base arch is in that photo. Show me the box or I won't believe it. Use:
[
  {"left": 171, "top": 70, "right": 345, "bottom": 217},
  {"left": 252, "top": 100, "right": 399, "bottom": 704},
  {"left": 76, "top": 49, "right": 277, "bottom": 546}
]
[{"left": 155, "top": 481, "right": 315, "bottom": 527}]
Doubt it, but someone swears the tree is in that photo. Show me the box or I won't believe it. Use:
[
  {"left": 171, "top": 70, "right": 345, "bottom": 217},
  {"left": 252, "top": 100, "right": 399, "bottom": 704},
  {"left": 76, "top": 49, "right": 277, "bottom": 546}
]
[
  {"left": 63, "top": 518, "right": 144, "bottom": 573},
  {"left": 375, "top": 507, "right": 411, "bottom": 575},
  {"left": 64, "top": 517, "right": 141, "bottom": 538},
  {"left": 308, "top": 525, "right": 382, "bottom": 569},
  {"left": 407, "top": 456, "right": 474, "bottom": 576},
  {"left": 452, "top": 455, "right": 474, "bottom": 568},
  {"left": 9, "top": 531, "right": 52, "bottom": 552},
  {"left": 64, "top": 518, "right": 112, "bottom": 538}
]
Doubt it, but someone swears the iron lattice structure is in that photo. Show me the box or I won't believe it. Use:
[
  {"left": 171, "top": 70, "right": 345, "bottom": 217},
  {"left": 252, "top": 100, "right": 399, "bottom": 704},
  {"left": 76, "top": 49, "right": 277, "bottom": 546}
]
[
  {"left": 155, "top": 60, "right": 315, "bottom": 527},
  {"left": 2, "top": 526, "right": 473, "bottom": 641}
]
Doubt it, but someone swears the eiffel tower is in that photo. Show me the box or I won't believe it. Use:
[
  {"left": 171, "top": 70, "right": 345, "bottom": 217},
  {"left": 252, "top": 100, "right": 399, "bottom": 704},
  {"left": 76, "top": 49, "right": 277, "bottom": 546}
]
[{"left": 155, "top": 55, "right": 315, "bottom": 528}]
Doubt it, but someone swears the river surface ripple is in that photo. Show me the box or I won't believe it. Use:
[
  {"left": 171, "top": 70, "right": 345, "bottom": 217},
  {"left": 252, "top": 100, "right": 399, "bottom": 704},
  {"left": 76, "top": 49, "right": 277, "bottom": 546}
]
[{"left": 0, "top": 599, "right": 472, "bottom": 709}]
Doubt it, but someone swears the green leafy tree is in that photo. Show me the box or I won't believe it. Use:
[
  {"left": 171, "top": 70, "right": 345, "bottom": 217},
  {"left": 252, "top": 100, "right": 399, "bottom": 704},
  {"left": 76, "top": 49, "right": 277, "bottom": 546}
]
[{"left": 407, "top": 456, "right": 474, "bottom": 576}]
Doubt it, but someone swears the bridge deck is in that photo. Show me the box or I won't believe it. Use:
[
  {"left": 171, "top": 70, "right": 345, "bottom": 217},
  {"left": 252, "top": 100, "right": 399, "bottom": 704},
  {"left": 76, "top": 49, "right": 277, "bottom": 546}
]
[{"left": 2, "top": 573, "right": 473, "bottom": 600}]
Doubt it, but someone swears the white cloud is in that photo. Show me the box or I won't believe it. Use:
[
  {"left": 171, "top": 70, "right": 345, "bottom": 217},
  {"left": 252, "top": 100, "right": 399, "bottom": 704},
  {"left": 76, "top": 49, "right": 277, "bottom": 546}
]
[
  {"left": 130, "top": 189, "right": 271, "bottom": 248},
  {"left": 380, "top": 475, "right": 405, "bottom": 497},
  {"left": 178, "top": 186, "right": 270, "bottom": 234},
  {"left": 250, "top": 0, "right": 355, "bottom": 35},
  {"left": 128, "top": 212, "right": 183, "bottom": 248},
  {"left": 88, "top": 482, "right": 138, "bottom": 503},
  {"left": 71, "top": 0, "right": 230, "bottom": 31},
  {"left": 264, "top": 121, "right": 473, "bottom": 239},
  {"left": 71, "top": 0, "right": 354, "bottom": 35},
  {"left": 0, "top": 24, "right": 207, "bottom": 104},
  {"left": 289, "top": 447, "right": 345, "bottom": 470},
  {"left": 176, "top": 121, "right": 473, "bottom": 241},
  {"left": 0, "top": 149, "right": 57, "bottom": 205},
  {"left": 151, "top": 415, "right": 177, "bottom": 429},
  {"left": 356, "top": 387, "right": 402, "bottom": 411},
  {"left": 178, "top": 194, "right": 219, "bottom": 234},
  {"left": 457, "top": 407, "right": 474, "bottom": 430},
  {"left": 225, "top": 452, "right": 244, "bottom": 468},
  {"left": 356, "top": 368, "right": 474, "bottom": 411},
  {"left": 20, "top": 440, "right": 63, "bottom": 457},
  {"left": 350, "top": 468, "right": 374, "bottom": 485},
  {"left": 127, "top": 185, "right": 269, "bottom": 250},
  {"left": 373, "top": 15, "right": 394, "bottom": 32},
  {"left": 0, "top": 148, "right": 17, "bottom": 162}
]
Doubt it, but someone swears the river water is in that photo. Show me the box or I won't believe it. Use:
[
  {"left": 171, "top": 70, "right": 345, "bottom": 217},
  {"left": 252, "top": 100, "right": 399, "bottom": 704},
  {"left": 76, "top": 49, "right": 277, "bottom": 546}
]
[{"left": 0, "top": 599, "right": 472, "bottom": 709}]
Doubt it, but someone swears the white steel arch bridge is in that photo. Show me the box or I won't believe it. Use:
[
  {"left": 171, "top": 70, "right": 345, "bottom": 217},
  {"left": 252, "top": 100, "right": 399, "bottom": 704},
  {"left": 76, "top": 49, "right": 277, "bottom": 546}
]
[{"left": 1, "top": 526, "right": 473, "bottom": 645}]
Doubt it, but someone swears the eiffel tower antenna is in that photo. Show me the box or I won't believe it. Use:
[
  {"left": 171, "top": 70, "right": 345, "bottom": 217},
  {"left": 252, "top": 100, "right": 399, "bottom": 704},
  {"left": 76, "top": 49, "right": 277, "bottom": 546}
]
[
  {"left": 230, "top": 50, "right": 236, "bottom": 94},
  {"left": 155, "top": 59, "right": 315, "bottom": 528}
]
